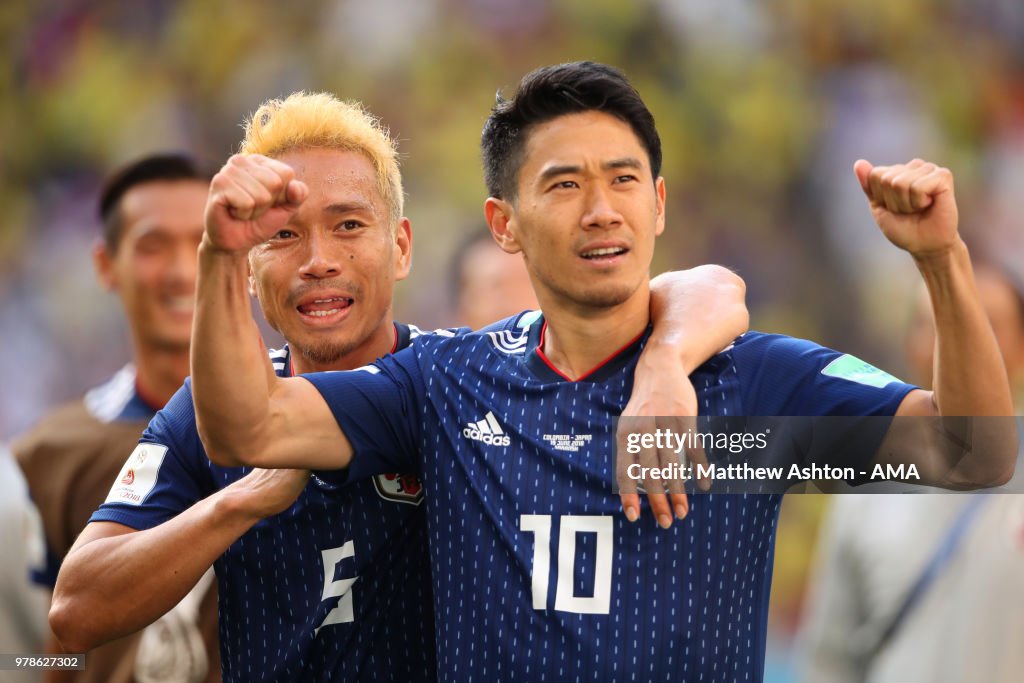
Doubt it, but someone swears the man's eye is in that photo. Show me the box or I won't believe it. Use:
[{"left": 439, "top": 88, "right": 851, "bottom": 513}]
[
  {"left": 613, "top": 175, "right": 638, "bottom": 184},
  {"left": 135, "top": 237, "right": 168, "bottom": 255},
  {"left": 274, "top": 230, "right": 296, "bottom": 239},
  {"left": 552, "top": 180, "right": 578, "bottom": 190},
  {"left": 338, "top": 221, "right": 363, "bottom": 231}
]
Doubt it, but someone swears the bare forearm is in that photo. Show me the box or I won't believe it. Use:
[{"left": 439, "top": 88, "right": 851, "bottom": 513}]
[
  {"left": 648, "top": 265, "right": 748, "bottom": 373},
  {"left": 856, "top": 160, "right": 1016, "bottom": 486},
  {"left": 886, "top": 240, "right": 1018, "bottom": 487},
  {"left": 920, "top": 240, "right": 1013, "bottom": 417},
  {"left": 43, "top": 634, "right": 76, "bottom": 682},
  {"left": 193, "top": 155, "right": 353, "bottom": 470},
  {"left": 192, "top": 240, "right": 276, "bottom": 463},
  {"left": 618, "top": 265, "right": 748, "bottom": 524},
  {"left": 51, "top": 490, "right": 260, "bottom": 652}
]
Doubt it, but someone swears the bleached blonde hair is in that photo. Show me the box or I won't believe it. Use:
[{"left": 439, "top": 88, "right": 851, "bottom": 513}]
[{"left": 240, "top": 91, "right": 403, "bottom": 224}]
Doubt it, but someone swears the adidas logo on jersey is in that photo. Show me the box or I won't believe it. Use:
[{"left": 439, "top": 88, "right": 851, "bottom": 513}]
[{"left": 463, "top": 411, "right": 511, "bottom": 447}]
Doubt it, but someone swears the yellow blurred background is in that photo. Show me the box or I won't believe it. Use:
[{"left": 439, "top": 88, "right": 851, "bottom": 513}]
[{"left": 2, "top": 2, "right": 1022, "bottom": 679}]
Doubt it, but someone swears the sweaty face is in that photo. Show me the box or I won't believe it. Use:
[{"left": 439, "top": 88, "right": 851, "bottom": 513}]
[
  {"left": 498, "top": 111, "right": 665, "bottom": 315},
  {"left": 248, "top": 148, "right": 410, "bottom": 370},
  {"left": 102, "top": 180, "right": 208, "bottom": 352}
]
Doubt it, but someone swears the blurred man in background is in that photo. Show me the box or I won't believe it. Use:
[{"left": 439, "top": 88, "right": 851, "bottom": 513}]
[
  {"left": 798, "top": 262, "right": 1024, "bottom": 683},
  {"left": 450, "top": 228, "right": 538, "bottom": 329},
  {"left": 13, "top": 154, "right": 219, "bottom": 683}
]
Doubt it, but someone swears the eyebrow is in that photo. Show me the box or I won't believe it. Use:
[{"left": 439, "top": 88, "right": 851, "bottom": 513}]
[
  {"left": 132, "top": 222, "right": 202, "bottom": 240},
  {"left": 537, "top": 157, "right": 645, "bottom": 184},
  {"left": 324, "top": 202, "right": 375, "bottom": 215},
  {"left": 604, "top": 157, "right": 644, "bottom": 171},
  {"left": 284, "top": 201, "right": 378, "bottom": 228},
  {"left": 537, "top": 164, "right": 582, "bottom": 183}
]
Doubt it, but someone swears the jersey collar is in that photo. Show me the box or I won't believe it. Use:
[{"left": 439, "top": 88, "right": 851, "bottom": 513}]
[
  {"left": 524, "top": 314, "right": 650, "bottom": 383},
  {"left": 283, "top": 322, "right": 412, "bottom": 377}
]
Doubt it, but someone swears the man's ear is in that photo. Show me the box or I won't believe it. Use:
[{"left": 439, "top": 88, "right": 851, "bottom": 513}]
[
  {"left": 393, "top": 217, "right": 413, "bottom": 281},
  {"left": 247, "top": 257, "right": 257, "bottom": 298},
  {"left": 484, "top": 197, "right": 521, "bottom": 254},
  {"left": 92, "top": 239, "right": 117, "bottom": 291},
  {"left": 654, "top": 176, "right": 666, "bottom": 237}
]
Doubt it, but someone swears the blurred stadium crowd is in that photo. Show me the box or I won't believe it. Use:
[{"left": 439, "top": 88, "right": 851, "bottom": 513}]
[{"left": 2, "top": 1, "right": 1023, "bottom": 679}]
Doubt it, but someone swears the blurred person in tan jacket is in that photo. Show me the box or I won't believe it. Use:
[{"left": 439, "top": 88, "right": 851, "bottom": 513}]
[{"left": 798, "top": 262, "right": 1024, "bottom": 683}]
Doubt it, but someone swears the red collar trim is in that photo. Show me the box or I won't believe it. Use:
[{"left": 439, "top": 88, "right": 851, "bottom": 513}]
[{"left": 535, "top": 321, "right": 647, "bottom": 382}]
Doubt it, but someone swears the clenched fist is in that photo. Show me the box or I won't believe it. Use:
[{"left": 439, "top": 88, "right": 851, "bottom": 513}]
[
  {"left": 854, "top": 158, "right": 960, "bottom": 259},
  {"left": 203, "top": 154, "right": 309, "bottom": 253}
]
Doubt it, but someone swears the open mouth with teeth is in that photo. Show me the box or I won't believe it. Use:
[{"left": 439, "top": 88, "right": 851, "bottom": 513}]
[
  {"left": 162, "top": 295, "right": 195, "bottom": 317},
  {"left": 581, "top": 246, "right": 628, "bottom": 260},
  {"left": 297, "top": 297, "right": 354, "bottom": 318}
]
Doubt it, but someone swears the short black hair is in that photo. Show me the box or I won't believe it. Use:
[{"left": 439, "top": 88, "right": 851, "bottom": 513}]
[
  {"left": 481, "top": 61, "right": 662, "bottom": 201},
  {"left": 98, "top": 153, "right": 212, "bottom": 251}
]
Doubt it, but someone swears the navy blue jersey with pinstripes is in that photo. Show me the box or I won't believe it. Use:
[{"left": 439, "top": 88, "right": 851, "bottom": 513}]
[
  {"left": 91, "top": 324, "right": 436, "bottom": 682},
  {"left": 305, "top": 312, "right": 916, "bottom": 682}
]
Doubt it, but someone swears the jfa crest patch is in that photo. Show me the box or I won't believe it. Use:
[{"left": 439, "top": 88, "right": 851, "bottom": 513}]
[
  {"left": 373, "top": 473, "right": 425, "bottom": 505},
  {"left": 105, "top": 443, "right": 168, "bottom": 505}
]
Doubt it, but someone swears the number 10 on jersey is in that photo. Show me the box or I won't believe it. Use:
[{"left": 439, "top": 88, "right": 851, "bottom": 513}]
[{"left": 520, "top": 515, "right": 613, "bottom": 614}]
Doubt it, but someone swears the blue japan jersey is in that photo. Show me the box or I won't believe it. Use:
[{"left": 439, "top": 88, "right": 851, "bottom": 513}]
[
  {"left": 91, "top": 324, "right": 436, "bottom": 683},
  {"left": 306, "top": 312, "right": 916, "bottom": 682}
]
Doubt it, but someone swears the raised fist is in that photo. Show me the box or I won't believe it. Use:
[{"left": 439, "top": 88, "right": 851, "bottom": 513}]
[
  {"left": 203, "top": 154, "right": 309, "bottom": 253},
  {"left": 854, "top": 158, "right": 960, "bottom": 259}
]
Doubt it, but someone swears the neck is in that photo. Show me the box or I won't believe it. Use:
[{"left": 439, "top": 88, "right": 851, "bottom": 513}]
[
  {"left": 539, "top": 283, "right": 651, "bottom": 380},
  {"left": 290, "top": 319, "right": 396, "bottom": 375},
  {"left": 133, "top": 344, "right": 191, "bottom": 409}
]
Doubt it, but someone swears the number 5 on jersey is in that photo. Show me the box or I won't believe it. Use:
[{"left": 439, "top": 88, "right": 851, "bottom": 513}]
[
  {"left": 520, "top": 515, "right": 613, "bottom": 614},
  {"left": 315, "top": 541, "right": 357, "bottom": 636}
]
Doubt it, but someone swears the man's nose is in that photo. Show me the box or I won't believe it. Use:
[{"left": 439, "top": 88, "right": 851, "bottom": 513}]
[
  {"left": 300, "top": 231, "right": 342, "bottom": 279},
  {"left": 581, "top": 185, "right": 623, "bottom": 230}
]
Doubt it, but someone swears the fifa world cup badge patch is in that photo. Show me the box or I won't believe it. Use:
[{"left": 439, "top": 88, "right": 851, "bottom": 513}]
[
  {"left": 105, "top": 443, "right": 169, "bottom": 505},
  {"left": 820, "top": 354, "right": 902, "bottom": 389}
]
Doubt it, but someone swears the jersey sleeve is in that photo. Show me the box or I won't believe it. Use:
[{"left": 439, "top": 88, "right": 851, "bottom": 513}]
[
  {"left": 302, "top": 345, "right": 425, "bottom": 485},
  {"left": 730, "top": 332, "right": 919, "bottom": 477},
  {"left": 89, "top": 380, "right": 212, "bottom": 530},
  {"left": 731, "top": 332, "right": 917, "bottom": 416}
]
